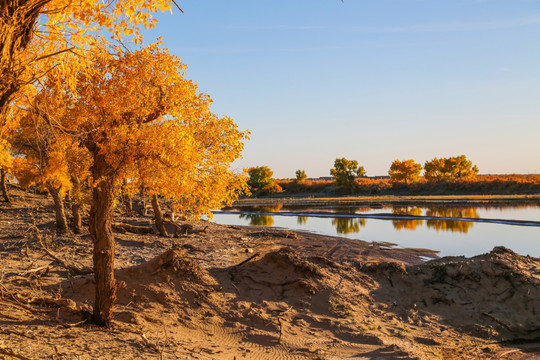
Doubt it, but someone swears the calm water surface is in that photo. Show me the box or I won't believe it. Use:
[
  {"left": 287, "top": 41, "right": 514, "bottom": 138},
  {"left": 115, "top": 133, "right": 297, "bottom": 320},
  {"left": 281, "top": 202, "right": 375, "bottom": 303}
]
[{"left": 211, "top": 204, "right": 540, "bottom": 257}]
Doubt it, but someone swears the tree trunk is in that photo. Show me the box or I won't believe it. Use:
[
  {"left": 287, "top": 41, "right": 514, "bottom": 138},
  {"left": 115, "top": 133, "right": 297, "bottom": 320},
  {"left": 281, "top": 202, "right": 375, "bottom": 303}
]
[
  {"left": 72, "top": 202, "right": 81, "bottom": 234},
  {"left": 1, "top": 0, "right": 51, "bottom": 122},
  {"left": 123, "top": 194, "right": 133, "bottom": 216},
  {"left": 47, "top": 183, "right": 68, "bottom": 234},
  {"left": 88, "top": 154, "right": 117, "bottom": 326},
  {"left": 70, "top": 177, "right": 82, "bottom": 234},
  {"left": 151, "top": 194, "right": 168, "bottom": 237},
  {"left": 1, "top": 168, "right": 10, "bottom": 203},
  {"left": 139, "top": 186, "right": 148, "bottom": 216}
]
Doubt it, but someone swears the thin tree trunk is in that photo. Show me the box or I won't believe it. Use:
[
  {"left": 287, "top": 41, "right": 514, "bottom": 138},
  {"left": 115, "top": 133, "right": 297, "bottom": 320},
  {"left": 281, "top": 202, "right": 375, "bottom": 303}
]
[
  {"left": 139, "top": 185, "right": 148, "bottom": 216},
  {"left": 70, "top": 177, "right": 82, "bottom": 234},
  {"left": 123, "top": 194, "right": 133, "bottom": 216},
  {"left": 1, "top": 168, "right": 10, "bottom": 203},
  {"left": 72, "top": 203, "right": 81, "bottom": 234},
  {"left": 151, "top": 193, "right": 168, "bottom": 237},
  {"left": 47, "top": 183, "right": 68, "bottom": 234},
  {"left": 88, "top": 153, "right": 117, "bottom": 326}
]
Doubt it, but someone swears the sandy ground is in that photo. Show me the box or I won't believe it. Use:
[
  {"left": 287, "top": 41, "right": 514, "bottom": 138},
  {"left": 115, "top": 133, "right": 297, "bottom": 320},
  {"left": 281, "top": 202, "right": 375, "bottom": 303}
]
[{"left": 1, "top": 188, "right": 540, "bottom": 359}]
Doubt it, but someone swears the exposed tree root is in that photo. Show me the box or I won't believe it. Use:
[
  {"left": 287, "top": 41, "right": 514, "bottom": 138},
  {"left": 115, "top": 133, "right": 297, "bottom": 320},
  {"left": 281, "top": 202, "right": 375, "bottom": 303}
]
[
  {"left": 164, "top": 220, "right": 208, "bottom": 237},
  {"left": 113, "top": 222, "right": 155, "bottom": 235}
]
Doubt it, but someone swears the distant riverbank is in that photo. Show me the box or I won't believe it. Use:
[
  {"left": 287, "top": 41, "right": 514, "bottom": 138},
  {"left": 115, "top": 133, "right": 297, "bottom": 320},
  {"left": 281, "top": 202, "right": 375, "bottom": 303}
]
[
  {"left": 234, "top": 194, "right": 540, "bottom": 207},
  {"left": 255, "top": 174, "right": 540, "bottom": 199}
]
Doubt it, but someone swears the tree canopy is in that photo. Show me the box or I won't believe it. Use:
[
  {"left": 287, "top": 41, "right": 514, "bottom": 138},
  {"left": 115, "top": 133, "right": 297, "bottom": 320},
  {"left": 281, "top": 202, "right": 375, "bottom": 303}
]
[
  {"left": 424, "top": 155, "right": 478, "bottom": 181},
  {"left": 1, "top": 0, "right": 180, "bottom": 122},
  {"left": 388, "top": 159, "right": 422, "bottom": 183},
  {"left": 248, "top": 166, "right": 281, "bottom": 194},
  {"left": 7, "top": 43, "right": 248, "bottom": 325},
  {"left": 295, "top": 169, "right": 307, "bottom": 183},
  {"left": 330, "top": 157, "right": 366, "bottom": 188}
]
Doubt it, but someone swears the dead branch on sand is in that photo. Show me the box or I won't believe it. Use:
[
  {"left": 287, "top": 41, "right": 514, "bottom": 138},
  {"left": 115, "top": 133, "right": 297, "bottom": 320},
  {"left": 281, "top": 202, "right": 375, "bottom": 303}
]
[
  {"left": 0, "top": 284, "right": 51, "bottom": 314},
  {"left": 30, "top": 223, "right": 92, "bottom": 275},
  {"left": 0, "top": 283, "right": 80, "bottom": 314},
  {"left": 231, "top": 253, "right": 260, "bottom": 268},
  {"left": 481, "top": 312, "right": 513, "bottom": 332},
  {"left": 250, "top": 230, "right": 298, "bottom": 239},
  {"left": 0, "top": 342, "right": 32, "bottom": 360},
  {"left": 38, "top": 238, "right": 92, "bottom": 275},
  {"left": 164, "top": 220, "right": 208, "bottom": 237},
  {"left": 140, "top": 333, "right": 160, "bottom": 352},
  {"left": 19, "top": 264, "right": 50, "bottom": 277},
  {"left": 113, "top": 222, "right": 156, "bottom": 235}
]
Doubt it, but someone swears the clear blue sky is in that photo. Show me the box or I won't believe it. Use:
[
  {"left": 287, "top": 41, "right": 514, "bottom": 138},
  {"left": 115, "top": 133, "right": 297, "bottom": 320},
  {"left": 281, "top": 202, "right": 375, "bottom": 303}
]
[{"left": 146, "top": 0, "right": 540, "bottom": 178}]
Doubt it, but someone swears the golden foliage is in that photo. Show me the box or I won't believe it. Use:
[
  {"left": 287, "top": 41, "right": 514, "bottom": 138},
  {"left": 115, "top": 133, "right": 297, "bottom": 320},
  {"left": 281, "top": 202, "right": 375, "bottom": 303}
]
[
  {"left": 9, "top": 109, "right": 72, "bottom": 195},
  {"left": 248, "top": 166, "right": 278, "bottom": 192},
  {"left": 7, "top": 42, "right": 248, "bottom": 217},
  {"left": 330, "top": 157, "right": 366, "bottom": 188},
  {"left": 389, "top": 159, "right": 422, "bottom": 183},
  {"left": 0, "top": 139, "right": 13, "bottom": 171},
  {"left": 1, "top": 0, "right": 180, "bottom": 132},
  {"left": 424, "top": 155, "right": 479, "bottom": 181},
  {"left": 31, "top": 43, "right": 249, "bottom": 217}
]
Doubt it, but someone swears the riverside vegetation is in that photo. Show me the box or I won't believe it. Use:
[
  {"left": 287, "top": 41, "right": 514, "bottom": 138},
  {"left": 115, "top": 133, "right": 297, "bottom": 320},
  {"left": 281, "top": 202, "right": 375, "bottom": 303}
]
[
  {"left": 247, "top": 157, "right": 540, "bottom": 196},
  {"left": 277, "top": 175, "right": 540, "bottom": 197}
]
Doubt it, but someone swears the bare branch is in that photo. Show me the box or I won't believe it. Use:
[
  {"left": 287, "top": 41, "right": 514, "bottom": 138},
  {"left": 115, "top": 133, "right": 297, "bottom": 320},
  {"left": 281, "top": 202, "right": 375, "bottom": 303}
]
[
  {"left": 171, "top": 0, "right": 184, "bottom": 13},
  {"left": 31, "top": 47, "right": 74, "bottom": 63}
]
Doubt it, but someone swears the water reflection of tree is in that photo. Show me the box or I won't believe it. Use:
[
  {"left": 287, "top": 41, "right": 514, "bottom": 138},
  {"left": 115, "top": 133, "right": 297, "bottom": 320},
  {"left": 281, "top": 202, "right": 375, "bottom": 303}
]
[
  {"left": 297, "top": 216, "right": 308, "bottom": 225},
  {"left": 332, "top": 217, "right": 366, "bottom": 234},
  {"left": 239, "top": 214, "right": 274, "bottom": 226},
  {"left": 392, "top": 219, "right": 423, "bottom": 230},
  {"left": 426, "top": 219, "right": 474, "bottom": 233},
  {"left": 238, "top": 204, "right": 283, "bottom": 213},
  {"left": 392, "top": 207, "right": 423, "bottom": 231},
  {"left": 393, "top": 206, "right": 423, "bottom": 216},
  {"left": 425, "top": 207, "right": 479, "bottom": 219},
  {"left": 332, "top": 206, "right": 359, "bottom": 214},
  {"left": 425, "top": 207, "right": 479, "bottom": 233}
]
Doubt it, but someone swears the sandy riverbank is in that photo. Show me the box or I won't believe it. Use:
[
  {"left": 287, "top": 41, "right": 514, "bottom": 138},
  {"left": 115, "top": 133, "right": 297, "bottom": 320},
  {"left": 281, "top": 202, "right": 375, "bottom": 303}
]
[{"left": 1, "top": 189, "right": 540, "bottom": 359}]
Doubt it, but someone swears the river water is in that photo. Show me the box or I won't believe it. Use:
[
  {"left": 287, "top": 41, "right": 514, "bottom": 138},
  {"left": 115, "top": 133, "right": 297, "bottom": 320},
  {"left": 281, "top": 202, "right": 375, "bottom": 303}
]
[{"left": 211, "top": 204, "right": 540, "bottom": 257}]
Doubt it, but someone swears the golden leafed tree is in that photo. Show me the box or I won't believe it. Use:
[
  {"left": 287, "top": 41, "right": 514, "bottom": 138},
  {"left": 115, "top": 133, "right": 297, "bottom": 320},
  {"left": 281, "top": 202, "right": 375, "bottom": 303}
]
[
  {"left": 424, "top": 155, "right": 478, "bottom": 181},
  {"left": 9, "top": 100, "right": 75, "bottom": 233},
  {"left": 124, "top": 112, "right": 249, "bottom": 237},
  {"left": 330, "top": 157, "right": 366, "bottom": 188},
  {"left": 1, "top": 0, "right": 181, "bottom": 204},
  {"left": 35, "top": 43, "right": 247, "bottom": 325},
  {"left": 423, "top": 157, "right": 447, "bottom": 181},
  {"left": 1, "top": 0, "right": 180, "bottom": 121},
  {"left": 247, "top": 166, "right": 280, "bottom": 193},
  {"left": 9, "top": 80, "right": 93, "bottom": 232},
  {"left": 388, "top": 159, "right": 422, "bottom": 183}
]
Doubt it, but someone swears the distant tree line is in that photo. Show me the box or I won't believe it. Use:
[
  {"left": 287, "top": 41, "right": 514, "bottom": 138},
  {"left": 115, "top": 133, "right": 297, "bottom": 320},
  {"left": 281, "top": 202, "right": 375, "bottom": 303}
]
[
  {"left": 391, "top": 155, "right": 478, "bottom": 183},
  {"left": 247, "top": 155, "right": 479, "bottom": 194}
]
